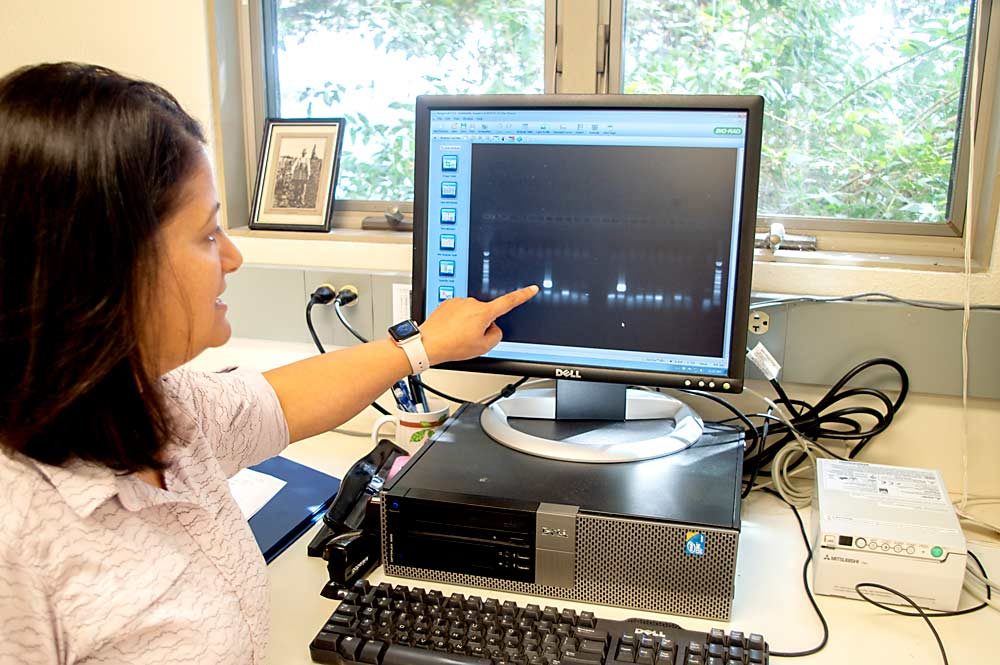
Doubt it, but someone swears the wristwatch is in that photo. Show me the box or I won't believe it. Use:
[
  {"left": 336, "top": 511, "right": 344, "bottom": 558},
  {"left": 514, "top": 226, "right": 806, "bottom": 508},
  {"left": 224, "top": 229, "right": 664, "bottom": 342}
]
[{"left": 388, "top": 319, "right": 430, "bottom": 374}]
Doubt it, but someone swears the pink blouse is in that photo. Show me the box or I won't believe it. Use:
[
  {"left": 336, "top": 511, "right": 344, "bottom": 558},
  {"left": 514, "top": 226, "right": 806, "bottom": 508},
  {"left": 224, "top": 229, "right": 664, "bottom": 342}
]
[{"left": 0, "top": 368, "right": 290, "bottom": 664}]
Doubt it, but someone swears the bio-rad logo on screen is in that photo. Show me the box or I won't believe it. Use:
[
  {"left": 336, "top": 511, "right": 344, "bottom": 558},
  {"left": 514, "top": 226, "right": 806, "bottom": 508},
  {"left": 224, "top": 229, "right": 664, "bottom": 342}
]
[{"left": 555, "top": 368, "right": 582, "bottom": 379}]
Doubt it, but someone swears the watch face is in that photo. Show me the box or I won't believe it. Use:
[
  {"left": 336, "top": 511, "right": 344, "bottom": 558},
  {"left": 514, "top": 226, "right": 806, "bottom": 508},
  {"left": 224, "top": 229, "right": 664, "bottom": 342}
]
[{"left": 389, "top": 319, "right": 419, "bottom": 341}]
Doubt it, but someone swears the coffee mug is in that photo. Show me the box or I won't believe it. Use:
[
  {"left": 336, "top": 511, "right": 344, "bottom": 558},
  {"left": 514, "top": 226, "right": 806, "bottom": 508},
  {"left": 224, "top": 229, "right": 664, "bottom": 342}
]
[{"left": 371, "top": 403, "right": 449, "bottom": 454}]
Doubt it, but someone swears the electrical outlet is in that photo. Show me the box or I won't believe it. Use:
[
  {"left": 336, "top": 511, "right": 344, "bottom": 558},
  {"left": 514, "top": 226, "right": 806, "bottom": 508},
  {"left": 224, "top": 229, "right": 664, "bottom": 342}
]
[
  {"left": 749, "top": 310, "right": 770, "bottom": 335},
  {"left": 303, "top": 270, "right": 374, "bottom": 346},
  {"left": 338, "top": 284, "right": 359, "bottom": 306}
]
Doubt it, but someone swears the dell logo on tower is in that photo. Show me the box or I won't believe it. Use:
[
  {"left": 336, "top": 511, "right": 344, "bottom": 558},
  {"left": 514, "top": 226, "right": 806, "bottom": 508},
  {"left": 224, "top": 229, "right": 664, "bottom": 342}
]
[{"left": 555, "top": 368, "right": 582, "bottom": 379}]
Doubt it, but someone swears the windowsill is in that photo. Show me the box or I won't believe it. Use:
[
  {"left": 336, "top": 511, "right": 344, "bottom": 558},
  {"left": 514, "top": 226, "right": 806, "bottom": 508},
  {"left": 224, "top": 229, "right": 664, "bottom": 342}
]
[
  {"left": 226, "top": 229, "right": 1000, "bottom": 305},
  {"left": 227, "top": 225, "right": 411, "bottom": 244}
]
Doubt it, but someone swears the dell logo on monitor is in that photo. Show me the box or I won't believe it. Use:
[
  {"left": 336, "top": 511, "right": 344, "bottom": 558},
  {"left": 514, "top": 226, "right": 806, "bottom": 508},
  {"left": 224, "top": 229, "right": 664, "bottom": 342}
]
[{"left": 555, "top": 368, "right": 582, "bottom": 379}]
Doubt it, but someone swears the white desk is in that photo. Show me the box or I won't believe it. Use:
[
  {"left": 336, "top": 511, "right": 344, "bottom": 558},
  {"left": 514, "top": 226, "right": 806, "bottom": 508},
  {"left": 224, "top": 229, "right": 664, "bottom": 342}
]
[{"left": 191, "top": 339, "right": 1000, "bottom": 665}]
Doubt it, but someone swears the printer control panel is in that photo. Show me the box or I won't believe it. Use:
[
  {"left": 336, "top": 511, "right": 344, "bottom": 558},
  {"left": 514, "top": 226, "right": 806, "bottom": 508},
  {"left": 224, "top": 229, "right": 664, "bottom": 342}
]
[{"left": 821, "top": 533, "right": 948, "bottom": 560}]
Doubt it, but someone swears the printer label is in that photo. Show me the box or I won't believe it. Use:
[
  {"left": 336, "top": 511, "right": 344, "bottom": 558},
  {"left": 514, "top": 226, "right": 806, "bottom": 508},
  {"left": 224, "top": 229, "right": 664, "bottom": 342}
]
[{"left": 684, "top": 532, "right": 706, "bottom": 556}]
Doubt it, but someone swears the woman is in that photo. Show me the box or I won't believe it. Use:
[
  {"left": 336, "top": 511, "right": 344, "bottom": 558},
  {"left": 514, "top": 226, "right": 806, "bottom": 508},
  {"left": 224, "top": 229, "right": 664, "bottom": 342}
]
[{"left": 0, "top": 62, "right": 536, "bottom": 664}]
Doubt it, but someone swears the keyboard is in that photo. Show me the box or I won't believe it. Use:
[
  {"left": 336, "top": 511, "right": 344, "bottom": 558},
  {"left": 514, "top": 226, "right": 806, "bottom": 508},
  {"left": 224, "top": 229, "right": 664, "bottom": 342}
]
[{"left": 310, "top": 581, "right": 769, "bottom": 665}]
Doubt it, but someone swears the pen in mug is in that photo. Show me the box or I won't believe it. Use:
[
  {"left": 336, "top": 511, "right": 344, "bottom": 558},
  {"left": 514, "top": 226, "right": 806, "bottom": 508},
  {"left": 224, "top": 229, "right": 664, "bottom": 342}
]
[
  {"left": 409, "top": 375, "right": 430, "bottom": 413},
  {"left": 391, "top": 380, "right": 417, "bottom": 412}
]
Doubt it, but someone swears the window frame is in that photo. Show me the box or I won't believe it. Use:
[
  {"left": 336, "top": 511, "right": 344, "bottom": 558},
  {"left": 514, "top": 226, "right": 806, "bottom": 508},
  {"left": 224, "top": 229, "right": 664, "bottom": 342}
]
[{"left": 244, "top": 0, "right": 999, "bottom": 268}]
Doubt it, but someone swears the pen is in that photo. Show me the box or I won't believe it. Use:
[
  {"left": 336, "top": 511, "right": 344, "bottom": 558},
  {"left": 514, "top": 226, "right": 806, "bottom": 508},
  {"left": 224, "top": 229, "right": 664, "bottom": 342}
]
[
  {"left": 409, "top": 375, "right": 430, "bottom": 413},
  {"left": 391, "top": 380, "right": 418, "bottom": 412}
]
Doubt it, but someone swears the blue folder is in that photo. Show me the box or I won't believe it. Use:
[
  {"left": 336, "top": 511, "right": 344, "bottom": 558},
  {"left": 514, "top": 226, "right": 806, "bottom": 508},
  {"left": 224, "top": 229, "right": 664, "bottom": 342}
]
[{"left": 246, "top": 456, "right": 341, "bottom": 563}]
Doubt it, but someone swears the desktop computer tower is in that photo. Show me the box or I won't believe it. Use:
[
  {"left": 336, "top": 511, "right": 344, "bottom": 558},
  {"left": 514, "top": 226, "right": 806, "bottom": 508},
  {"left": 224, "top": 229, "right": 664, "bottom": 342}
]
[{"left": 380, "top": 403, "right": 744, "bottom": 621}]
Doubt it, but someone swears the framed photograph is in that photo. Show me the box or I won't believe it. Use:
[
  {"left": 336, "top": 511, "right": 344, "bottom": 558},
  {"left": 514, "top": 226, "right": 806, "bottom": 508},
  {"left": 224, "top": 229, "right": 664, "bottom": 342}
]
[{"left": 249, "top": 118, "right": 345, "bottom": 231}]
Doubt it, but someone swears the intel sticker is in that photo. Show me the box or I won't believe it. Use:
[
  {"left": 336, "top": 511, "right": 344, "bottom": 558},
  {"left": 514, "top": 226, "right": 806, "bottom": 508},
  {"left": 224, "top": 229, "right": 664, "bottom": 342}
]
[{"left": 685, "top": 531, "right": 706, "bottom": 556}]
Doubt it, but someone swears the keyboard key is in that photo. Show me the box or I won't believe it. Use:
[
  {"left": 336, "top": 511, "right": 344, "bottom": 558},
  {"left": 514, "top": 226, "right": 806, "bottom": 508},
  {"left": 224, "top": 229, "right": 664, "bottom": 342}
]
[
  {"left": 563, "top": 653, "right": 603, "bottom": 665},
  {"left": 616, "top": 645, "right": 636, "bottom": 663},
  {"left": 574, "top": 627, "right": 609, "bottom": 645},
  {"left": 338, "top": 635, "right": 364, "bottom": 660},
  {"left": 312, "top": 630, "right": 340, "bottom": 652},
  {"left": 382, "top": 644, "right": 492, "bottom": 665},
  {"left": 360, "top": 640, "right": 387, "bottom": 664},
  {"left": 654, "top": 651, "right": 673, "bottom": 665}
]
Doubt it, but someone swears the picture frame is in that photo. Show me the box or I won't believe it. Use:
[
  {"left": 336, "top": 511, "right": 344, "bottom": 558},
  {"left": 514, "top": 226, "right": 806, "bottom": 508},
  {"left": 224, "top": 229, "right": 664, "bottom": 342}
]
[{"left": 249, "top": 118, "right": 345, "bottom": 232}]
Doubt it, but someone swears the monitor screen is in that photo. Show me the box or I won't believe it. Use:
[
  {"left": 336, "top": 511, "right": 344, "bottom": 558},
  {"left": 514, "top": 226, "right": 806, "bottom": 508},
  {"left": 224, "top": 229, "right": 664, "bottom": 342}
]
[{"left": 412, "top": 95, "right": 762, "bottom": 393}]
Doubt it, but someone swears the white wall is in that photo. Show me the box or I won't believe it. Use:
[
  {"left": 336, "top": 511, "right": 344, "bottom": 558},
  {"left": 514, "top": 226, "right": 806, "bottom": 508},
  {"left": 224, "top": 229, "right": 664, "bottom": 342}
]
[{"left": 0, "top": 0, "right": 215, "bottom": 165}]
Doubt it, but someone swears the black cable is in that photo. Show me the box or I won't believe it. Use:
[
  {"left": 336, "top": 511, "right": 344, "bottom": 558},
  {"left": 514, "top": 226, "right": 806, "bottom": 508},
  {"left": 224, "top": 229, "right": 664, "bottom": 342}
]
[
  {"left": 305, "top": 299, "right": 325, "bottom": 355},
  {"left": 482, "top": 377, "right": 531, "bottom": 406},
  {"left": 678, "top": 388, "right": 759, "bottom": 457},
  {"left": 747, "top": 358, "right": 908, "bottom": 481},
  {"left": 852, "top": 550, "right": 991, "bottom": 618},
  {"left": 334, "top": 301, "right": 368, "bottom": 344},
  {"left": 761, "top": 488, "right": 829, "bottom": 658},
  {"left": 305, "top": 292, "right": 390, "bottom": 417},
  {"left": 741, "top": 409, "right": 771, "bottom": 499},
  {"left": 315, "top": 286, "right": 475, "bottom": 405},
  {"left": 413, "top": 375, "right": 466, "bottom": 404},
  {"left": 855, "top": 584, "right": 948, "bottom": 665}
]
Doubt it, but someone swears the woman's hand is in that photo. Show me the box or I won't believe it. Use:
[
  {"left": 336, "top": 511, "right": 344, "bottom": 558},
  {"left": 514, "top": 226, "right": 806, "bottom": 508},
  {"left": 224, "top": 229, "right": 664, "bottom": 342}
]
[{"left": 420, "top": 285, "right": 539, "bottom": 366}]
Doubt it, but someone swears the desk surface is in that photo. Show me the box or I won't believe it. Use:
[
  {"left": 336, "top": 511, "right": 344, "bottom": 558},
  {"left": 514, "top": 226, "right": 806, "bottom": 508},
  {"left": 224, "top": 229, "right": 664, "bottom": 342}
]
[{"left": 191, "top": 339, "right": 1000, "bottom": 665}]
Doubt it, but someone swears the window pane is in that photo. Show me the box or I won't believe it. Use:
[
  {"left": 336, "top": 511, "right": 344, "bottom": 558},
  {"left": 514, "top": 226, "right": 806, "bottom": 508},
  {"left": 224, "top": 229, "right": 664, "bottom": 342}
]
[
  {"left": 272, "top": 0, "right": 545, "bottom": 201},
  {"left": 624, "top": 0, "right": 974, "bottom": 224}
]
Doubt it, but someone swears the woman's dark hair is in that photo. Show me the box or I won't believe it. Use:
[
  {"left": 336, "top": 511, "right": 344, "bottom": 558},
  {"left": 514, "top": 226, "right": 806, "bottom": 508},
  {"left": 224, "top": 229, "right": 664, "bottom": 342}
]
[{"left": 0, "top": 63, "right": 206, "bottom": 472}]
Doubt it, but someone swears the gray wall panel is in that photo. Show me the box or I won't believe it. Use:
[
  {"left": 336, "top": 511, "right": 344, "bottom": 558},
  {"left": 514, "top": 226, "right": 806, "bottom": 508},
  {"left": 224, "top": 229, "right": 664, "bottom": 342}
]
[
  {"left": 226, "top": 264, "right": 1000, "bottom": 399},
  {"left": 303, "top": 269, "right": 375, "bottom": 348},
  {"left": 225, "top": 266, "right": 309, "bottom": 343},
  {"left": 782, "top": 303, "right": 1000, "bottom": 398}
]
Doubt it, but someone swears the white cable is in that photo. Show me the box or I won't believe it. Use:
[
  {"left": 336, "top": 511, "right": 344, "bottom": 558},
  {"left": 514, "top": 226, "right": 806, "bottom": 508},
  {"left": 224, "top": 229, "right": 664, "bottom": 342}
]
[
  {"left": 954, "top": 506, "right": 1000, "bottom": 535},
  {"left": 743, "top": 386, "right": 848, "bottom": 507},
  {"left": 965, "top": 562, "right": 1000, "bottom": 594},
  {"left": 332, "top": 428, "right": 376, "bottom": 438},
  {"left": 963, "top": 577, "right": 1000, "bottom": 612},
  {"left": 958, "top": 0, "right": 982, "bottom": 512}
]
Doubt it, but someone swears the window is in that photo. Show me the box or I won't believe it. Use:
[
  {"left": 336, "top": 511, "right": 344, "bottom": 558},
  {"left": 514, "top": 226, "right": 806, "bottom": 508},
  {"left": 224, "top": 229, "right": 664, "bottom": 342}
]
[
  {"left": 265, "top": 0, "right": 545, "bottom": 202},
  {"left": 253, "top": 0, "right": 995, "bottom": 251},
  {"left": 623, "top": 0, "right": 976, "bottom": 227}
]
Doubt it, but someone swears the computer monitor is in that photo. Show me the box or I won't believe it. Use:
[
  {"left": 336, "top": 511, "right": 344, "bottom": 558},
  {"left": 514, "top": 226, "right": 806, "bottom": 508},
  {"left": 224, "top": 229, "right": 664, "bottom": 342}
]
[{"left": 412, "top": 94, "right": 762, "bottom": 463}]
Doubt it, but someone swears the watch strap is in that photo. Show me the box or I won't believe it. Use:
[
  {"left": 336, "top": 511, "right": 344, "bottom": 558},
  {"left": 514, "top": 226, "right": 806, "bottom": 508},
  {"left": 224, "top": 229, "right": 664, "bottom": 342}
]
[{"left": 397, "top": 335, "right": 430, "bottom": 374}]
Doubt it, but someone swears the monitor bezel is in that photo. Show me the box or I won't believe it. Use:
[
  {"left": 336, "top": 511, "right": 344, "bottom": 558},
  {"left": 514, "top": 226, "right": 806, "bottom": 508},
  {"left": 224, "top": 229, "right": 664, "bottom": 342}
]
[{"left": 412, "top": 94, "right": 763, "bottom": 393}]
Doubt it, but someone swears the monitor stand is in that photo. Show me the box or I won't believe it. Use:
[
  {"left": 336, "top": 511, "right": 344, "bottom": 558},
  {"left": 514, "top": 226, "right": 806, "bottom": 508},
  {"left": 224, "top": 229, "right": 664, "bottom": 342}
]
[{"left": 480, "top": 380, "right": 704, "bottom": 463}]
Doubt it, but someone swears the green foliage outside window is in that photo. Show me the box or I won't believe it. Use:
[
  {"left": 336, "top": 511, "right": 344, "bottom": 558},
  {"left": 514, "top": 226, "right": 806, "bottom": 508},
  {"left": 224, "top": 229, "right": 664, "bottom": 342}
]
[
  {"left": 276, "top": 0, "right": 973, "bottom": 223},
  {"left": 624, "top": 0, "right": 973, "bottom": 223},
  {"left": 276, "top": 0, "right": 544, "bottom": 201}
]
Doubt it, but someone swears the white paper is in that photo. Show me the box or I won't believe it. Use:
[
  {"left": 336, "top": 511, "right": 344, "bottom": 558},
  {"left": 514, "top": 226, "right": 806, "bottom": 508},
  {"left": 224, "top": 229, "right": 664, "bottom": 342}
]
[
  {"left": 227, "top": 468, "right": 287, "bottom": 520},
  {"left": 392, "top": 283, "right": 411, "bottom": 323}
]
